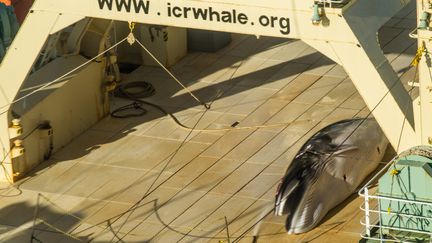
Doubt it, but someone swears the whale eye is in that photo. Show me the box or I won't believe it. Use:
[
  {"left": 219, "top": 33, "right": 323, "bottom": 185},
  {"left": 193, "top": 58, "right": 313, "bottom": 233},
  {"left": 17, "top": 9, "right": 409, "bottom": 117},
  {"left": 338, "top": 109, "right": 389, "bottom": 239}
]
[
  {"left": 343, "top": 174, "right": 347, "bottom": 181},
  {"left": 377, "top": 147, "right": 381, "bottom": 154}
]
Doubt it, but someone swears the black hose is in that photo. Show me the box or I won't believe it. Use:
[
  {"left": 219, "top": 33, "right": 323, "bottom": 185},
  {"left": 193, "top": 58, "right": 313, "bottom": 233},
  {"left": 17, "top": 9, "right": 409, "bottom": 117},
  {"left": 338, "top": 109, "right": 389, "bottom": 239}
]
[
  {"left": 113, "top": 81, "right": 155, "bottom": 99},
  {"left": 110, "top": 81, "right": 155, "bottom": 118},
  {"left": 110, "top": 101, "right": 147, "bottom": 119}
]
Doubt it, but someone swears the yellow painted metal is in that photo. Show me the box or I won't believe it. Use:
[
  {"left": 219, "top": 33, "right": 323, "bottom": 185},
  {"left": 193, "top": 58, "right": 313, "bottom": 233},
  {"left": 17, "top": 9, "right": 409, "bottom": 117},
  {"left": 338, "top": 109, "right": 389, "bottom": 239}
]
[
  {"left": 416, "top": 0, "right": 432, "bottom": 147},
  {"left": 9, "top": 56, "right": 105, "bottom": 182}
]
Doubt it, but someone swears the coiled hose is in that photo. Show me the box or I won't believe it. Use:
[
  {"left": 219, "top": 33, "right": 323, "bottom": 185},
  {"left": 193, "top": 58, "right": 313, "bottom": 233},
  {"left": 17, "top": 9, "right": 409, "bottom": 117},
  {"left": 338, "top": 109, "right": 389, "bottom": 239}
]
[{"left": 111, "top": 81, "right": 155, "bottom": 118}]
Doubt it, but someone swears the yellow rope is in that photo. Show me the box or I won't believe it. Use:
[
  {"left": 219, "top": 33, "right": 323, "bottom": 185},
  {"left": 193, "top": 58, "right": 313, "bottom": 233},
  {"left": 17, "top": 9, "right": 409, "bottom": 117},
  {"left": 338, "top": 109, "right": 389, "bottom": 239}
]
[
  {"left": 390, "top": 169, "right": 400, "bottom": 176},
  {"left": 410, "top": 43, "right": 425, "bottom": 67}
]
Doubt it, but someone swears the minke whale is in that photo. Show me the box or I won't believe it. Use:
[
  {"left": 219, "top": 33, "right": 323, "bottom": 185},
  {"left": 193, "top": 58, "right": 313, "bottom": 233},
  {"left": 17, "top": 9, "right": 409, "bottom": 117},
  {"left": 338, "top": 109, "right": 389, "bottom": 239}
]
[{"left": 274, "top": 118, "right": 388, "bottom": 234}]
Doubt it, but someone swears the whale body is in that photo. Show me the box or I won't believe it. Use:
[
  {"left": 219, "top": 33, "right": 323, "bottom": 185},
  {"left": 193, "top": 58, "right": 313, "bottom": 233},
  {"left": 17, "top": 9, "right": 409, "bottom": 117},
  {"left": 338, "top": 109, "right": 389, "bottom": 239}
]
[{"left": 275, "top": 118, "right": 388, "bottom": 234}]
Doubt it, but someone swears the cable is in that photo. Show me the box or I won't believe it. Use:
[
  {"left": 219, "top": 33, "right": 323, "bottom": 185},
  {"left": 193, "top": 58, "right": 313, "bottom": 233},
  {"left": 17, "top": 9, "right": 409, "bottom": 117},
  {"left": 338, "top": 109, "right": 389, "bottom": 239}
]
[
  {"left": 0, "top": 36, "right": 125, "bottom": 194},
  {"left": 0, "top": 122, "right": 46, "bottom": 195},
  {"left": 375, "top": 63, "right": 419, "bottom": 240},
  {"left": 59, "top": 37, "right": 325, "bottom": 241},
  {"left": 71, "top": 47, "right": 308, "bottom": 239},
  {"left": 31, "top": 235, "right": 43, "bottom": 243},
  {"left": 27, "top": 36, "right": 407, "bottom": 242},
  {"left": 107, "top": 94, "right": 212, "bottom": 243},
  {"left": 78, "top": 58, "right": 246, "bottom": 242},
  {"left": 110, "top": 101, "right": 147, "bottom": 118},
  {"left": 141, "top": 68, "right": 350, "bottom": 242},
  {"left": 13, "top": 36, "right": 416, "bottom": 243},
  {"left": 233, "top": 112, "right": 401, "bottom": 241},
  {"left": 395, "top": 65, "right": 418, "bottom": 152},
  {"left": 139, "top": 99, "right": 310, "bottom": 132},
  {"left": 111, "top": 81, "right": 310, "bottom": 131},
  {"left": 110, "top": 81, "right": 154, "bottom": 118},
  {"left": 87, "top": 73, "right": 224, "bottom": 242},
  {"left": 97, "top": 54, "right": 251, "bottom": 242},
  {"left": 25, "top": 193, "right": 150, "bottom": 243},
  {"left": 174, "top": 80, "right": 359, "bottom": 242},
  {"left": 113, "top": 81, "right": 155, "bottom": 99},
  {"left": 231, "top": 44, "right": 420, "bottom": 241},
  {"left": 0, "top": 37, "right": 128, "bottom": 116},
  {"left": 232, "top": 62, "right": 421, "bottom": 243},
  {"left": 30, "top": 194, "right": 84, "bottom": 242},
  {"left": 135, "top": 38, "right": 209, "bottom": 109},
  {"left": 107, "top": 46, "right": 350, "bottom": 242}
]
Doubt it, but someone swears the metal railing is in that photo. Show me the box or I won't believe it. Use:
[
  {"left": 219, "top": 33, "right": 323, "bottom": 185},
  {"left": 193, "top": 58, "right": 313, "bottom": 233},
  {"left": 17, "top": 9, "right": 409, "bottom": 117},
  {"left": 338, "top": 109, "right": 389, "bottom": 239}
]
[{"left": 358, "top": 160, "right": 432, "bottom": 242}]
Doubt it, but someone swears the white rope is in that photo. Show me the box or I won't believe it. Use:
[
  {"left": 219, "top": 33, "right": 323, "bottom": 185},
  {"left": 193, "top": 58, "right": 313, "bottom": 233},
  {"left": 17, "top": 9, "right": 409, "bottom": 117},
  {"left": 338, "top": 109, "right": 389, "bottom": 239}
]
[
  {"left": 135, "top": 38, "right": 208, "bottom": 108},
  {"left": 0, "top": 37, "right": 129, "bottom": 115},
  {"left": 0, "top": 28, "right": 206, "bottom": 116}
]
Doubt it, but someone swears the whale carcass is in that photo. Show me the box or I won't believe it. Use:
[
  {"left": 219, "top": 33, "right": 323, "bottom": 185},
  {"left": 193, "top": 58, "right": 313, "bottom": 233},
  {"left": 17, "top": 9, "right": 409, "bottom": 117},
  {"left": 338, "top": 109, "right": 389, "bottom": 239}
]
[{"left": 275, "top": 118, "right": 388, "bottom": 234}]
